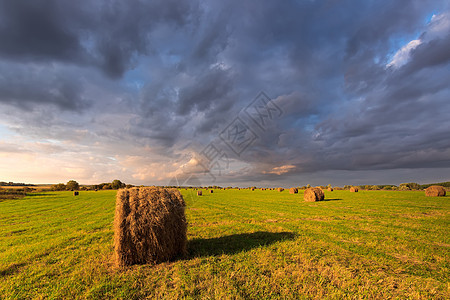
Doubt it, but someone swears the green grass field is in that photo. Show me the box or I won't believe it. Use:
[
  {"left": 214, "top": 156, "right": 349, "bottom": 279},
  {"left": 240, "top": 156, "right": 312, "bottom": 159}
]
[{"left": 0, "top": 189, "right": 449, "bottom": 299}]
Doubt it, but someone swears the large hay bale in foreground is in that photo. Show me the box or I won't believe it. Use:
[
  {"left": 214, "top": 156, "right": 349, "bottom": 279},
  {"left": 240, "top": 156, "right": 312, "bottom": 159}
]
[
  {"left": 425, "top": 185, "right": 446, "bottom": 197},
  {"left": 350, "top": 187, "right": 359, "bottom": 192},
  {"left": 114, "top": 187, "right": 187, "bottom": 267},
  {"left": 289, "top": 187, "right": 298, "bottom": 194},
  {"left": 304, "top": 187, "right": 324, "bottom": 202},
  {"left": 197, "top": 190, "right": 202, "bottom": 196}
]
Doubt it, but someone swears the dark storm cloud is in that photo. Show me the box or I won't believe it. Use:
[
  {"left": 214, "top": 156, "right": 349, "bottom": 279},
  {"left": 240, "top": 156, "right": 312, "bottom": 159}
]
[
  {"left": 204, "top": 0, "right": 449, "bottom": 184},
  {"left": 177, "top": 68, "right": 234, "bottom": 116},
  {"left": 0, "top": 1, "right": 83, "bottom": 61},
  {"left": 405, "top": 34, "right": 450, "bottom": 72},
  {"left": 0, "top": 0, "right": 449, "bottom": 185},
  {"left": 0, "top": 62, "right": 90, "bottom": 111},
  {"left": 135, "top": 0, "right": 449, "bottom": 182},
  {"left": 0, "top": 0, "right": 196, "bottom": 78},
  {"left": 90, "top": 0, "right": 196, "bottom": 78},
  {"left": 313, "top": 34, "right": 450, "bottom": 174},
  {"left": 0, "top": 0, "right": 198, "bottom": 113}
]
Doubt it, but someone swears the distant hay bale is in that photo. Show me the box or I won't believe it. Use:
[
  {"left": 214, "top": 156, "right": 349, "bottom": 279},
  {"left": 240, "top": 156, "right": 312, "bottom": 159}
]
[
  {"left": 197, "top": 190, "right": 202, "bottom": 196},
  {"left": 209, "top": 190, "right": 213, "bottom": 193},
  {"left": 304, "top": 187, "right": 324, "bottom": 202},
  {"left": 425, "top": 185, "right": 446, "bottom": 197},
  {"left": 350, "top": 187, "right": 359, "bottom": 192},
  {"left": 328, "top": 187, "right": 333, "bottom": 191},
  {"left": 278, "top": 188, "right": 284, "bottom": 192},
  {"left": 251, "top": 188, "right": 255, "bottom": 191},
  {"left": 73, "top": 191, "right": 79, "bottom": 196},
  {"left": 289, "top": 187, "right": 298, "bottom": 194},
  {"left": 114, "top": 187, "right": 187, "bottom": 267}
]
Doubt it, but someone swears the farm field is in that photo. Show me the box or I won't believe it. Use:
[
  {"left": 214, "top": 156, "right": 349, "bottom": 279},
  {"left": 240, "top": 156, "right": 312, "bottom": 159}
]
[{"left": 0, "top": 189, "right": 449, "bottom": 299}]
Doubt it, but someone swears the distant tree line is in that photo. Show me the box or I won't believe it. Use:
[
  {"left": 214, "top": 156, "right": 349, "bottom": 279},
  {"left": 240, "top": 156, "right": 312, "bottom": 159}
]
[
  {"left": 5, "top": 179, "right": 449, "bottom": 192},
  {"left": 165, "top": 185, "right": 224, "bottom": 189},
  {"left": 0, "top": 181, "right": 35, "bottom": 186},
  {"left": 163, "top": 182, "right": 449, "bottom": 191},
  {"left": 51, "top": 180, "right": 80, "bottom": 191},
  {"left": 0, "top": 186, "right": 33, "bottom": 199},
  {"left": 92, "top": 180, "right": 133, "bottom": 190},
  {"left": 420, "top": 182, "right": 450, "bottom": 189},
  {"left": 51, "top": 179, "right": 133, "bottom": 191},
  {"left": 340, "top": 182, "right": 449, "bottom": 191}
]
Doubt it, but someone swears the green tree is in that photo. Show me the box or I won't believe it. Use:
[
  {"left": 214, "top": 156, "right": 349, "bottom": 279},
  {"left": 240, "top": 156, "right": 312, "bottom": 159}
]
[
  {"left": 66, "top": 180, "right": 79, "bottom": 191},
  {"left": 400, "top": 183, "right": 420, "bottom": 190},
  {"left": 111, "top": 180, "right": 125, "bottom": 189},
  {"left": 399, "top": 184, "right": 410, "bottom": 191},
  {"left": 51, "top": 183, "right": 66, "bottom": 191}
]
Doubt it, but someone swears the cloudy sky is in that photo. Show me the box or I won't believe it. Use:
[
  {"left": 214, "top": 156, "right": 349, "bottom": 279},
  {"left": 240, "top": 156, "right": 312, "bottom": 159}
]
[{"left": 0, "top": 0, "right": 449, "bottom": 187}]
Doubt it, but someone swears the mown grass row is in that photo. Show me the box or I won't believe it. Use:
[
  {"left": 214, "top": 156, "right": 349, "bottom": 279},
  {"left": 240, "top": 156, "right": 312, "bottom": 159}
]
[{"left": 0, "top": 189, "right": 448, "bottom": 299}]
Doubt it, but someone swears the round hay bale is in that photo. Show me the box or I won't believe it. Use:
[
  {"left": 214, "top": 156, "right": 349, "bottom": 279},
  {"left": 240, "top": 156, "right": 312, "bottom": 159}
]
[
  {"left": 73, "top": 191, "right": 79, "bottom": 196},
  {"left": 304, "top": 187, "right": 324, "bottom": 202},
  {"left": 328, "top": 187, "right": 333, "bottom": 191},
  {"left": 278, "top": 188, "right": 284, "bottom": 192},
  {"left": 114, "top": 187, "right": 187, "bottom": 267},
  {"left": 209, "top": 189, "right": 213, "bottom": 193},
  {"left": 350, "top": 187, "right": 359, "bottom": 192},
  {"left": 425, "top": 185, "right": 446, "bottom": 197},
  {"left": 289, "top": 187, "right": 298, "bottom": 194},
  {"left": 251, "top": 188, "right": 255, "bottom": 191},
  {"left": 197, "top": 190, "right": 202, "bottom": 196}
]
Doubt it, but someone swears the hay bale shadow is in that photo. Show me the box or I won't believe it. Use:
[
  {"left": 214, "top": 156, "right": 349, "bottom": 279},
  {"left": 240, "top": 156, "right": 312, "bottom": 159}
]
[
  {"left": 188, "top": 231, "right": 296, "bottom": 257},
  {"left": 321, "top": 198, "right": 342, "bottom": 201},
  {"left": 25, "top": 193, "right": 53, "bottom": 197},
  {"left": 0, "top": 247, "right": 55, "bottom": 276},
  {"left": 0, "top": 262, "right": 27, "bottom": 276}
]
